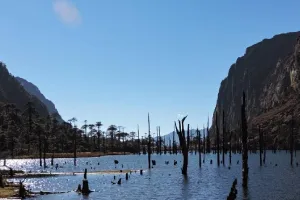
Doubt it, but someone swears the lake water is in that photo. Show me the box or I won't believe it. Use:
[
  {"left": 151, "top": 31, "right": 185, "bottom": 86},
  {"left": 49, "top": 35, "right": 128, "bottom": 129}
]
[{"left": 5, "top": 151, "right": 300, "bottom": 200}]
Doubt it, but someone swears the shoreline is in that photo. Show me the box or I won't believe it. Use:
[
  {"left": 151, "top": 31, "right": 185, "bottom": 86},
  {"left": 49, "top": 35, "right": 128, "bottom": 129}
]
[
  {"left": 0, "top": 186, "right": 18, "bottom": 198},
  {"left": 10, "top": 152, "right": 133, "bottom": 159}
]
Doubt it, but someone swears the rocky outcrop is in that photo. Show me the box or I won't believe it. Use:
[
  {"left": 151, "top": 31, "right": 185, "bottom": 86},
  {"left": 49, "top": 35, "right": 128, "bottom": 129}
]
[
  {"left": 212, "top": 32, "right": 300, "bottom": 146},
  {"left": 0, "top": 62, "right": 49, "bottom": 116},
  {"left": 16, "top": 77, "right": 63, "bottom": 122}
]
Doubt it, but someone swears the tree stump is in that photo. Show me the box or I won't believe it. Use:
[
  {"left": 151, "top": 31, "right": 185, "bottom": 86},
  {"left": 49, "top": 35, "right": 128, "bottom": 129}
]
[
  {"left": 76, "top": 184, "right": 82, "bottom": 192},
  {"left": 18, "top": 181, "right": 26, "bottom": 198},
  {"left": 117, "top": 178, "right": 121, "bottom": 185},
  {"left": 0, "top": 173, "right": 4, "bottom": 188},
  {"left": 81, "top": 169, "right": 91, "bottom": 194}
]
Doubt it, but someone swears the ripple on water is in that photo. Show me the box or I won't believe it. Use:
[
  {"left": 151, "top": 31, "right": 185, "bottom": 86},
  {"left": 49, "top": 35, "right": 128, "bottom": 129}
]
[{"left": 5, "top": 151, "right": 300, "bottom": 200}]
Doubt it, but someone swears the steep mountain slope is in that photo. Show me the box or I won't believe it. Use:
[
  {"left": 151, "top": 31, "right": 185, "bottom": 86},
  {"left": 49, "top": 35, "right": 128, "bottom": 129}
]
[
  {"left": 16, "top": 77, "right": 63, "bottom": 122},
  {"left": 212, "top": 32, "right": 300, "bottom": 145},
  {"left": 0, "top": 62, "right": 49, "bottom": 116}
]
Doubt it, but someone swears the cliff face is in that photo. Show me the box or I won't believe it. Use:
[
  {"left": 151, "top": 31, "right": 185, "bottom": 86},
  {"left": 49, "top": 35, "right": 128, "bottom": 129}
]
[
  {"left": 0, "top": 62, "right": 49, "bottom": 116},
  {"left": 16, "top": 77, "right": 63, "bottom": 122},
  {"left": 212, "top": 32, "right": 300, "bottom": 143}
]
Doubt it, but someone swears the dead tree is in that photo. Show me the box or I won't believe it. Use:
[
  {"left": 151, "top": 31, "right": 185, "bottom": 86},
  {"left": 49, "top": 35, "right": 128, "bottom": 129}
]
[
  {"left": 82, "top": 169, "right": 91, "bottom": 194},
  {"left": 216, "top": 111, "right": 220, "bottom": 166},
  {"left": 241, "top": 92, "right": 248, "bottom": 187},
  {"left": 159, "top": 126, "right": 162, "bottom": 155},
  {"left": 203, "top": 126, "right": 206, "bottom": 163},
  {"left": 263, "top": 131, "right": 266, "bottom": 164},
  {"left": 229, "top": 131, "right": 232, "bottom": 165},
  {"left": 173, "top": 125, "right": 176, "bottom": 154},
  {"left": 222, "top": 109, "right": 226, "bottom": 166},
  {"left": 259, "top": 125, "right": 263, "bottom": 166},
  {"left": 290, "top": 117, "right": 294, "bottom": 166},
  {"left": 206, "top": 117, "right": 211, "bottom": 153},
  {"left": 148, "top": 113, "right": 151, "bottom": 169},
  {"left": 73, "top": 127, "right": 77, "bottom": 166},
  {"left": 138, "top": 125, "right": 140, "bottom": 155},
  {"left": 197, "top": 128, "right": 201, "bottom": 168},
  {"left": 175, "top": 116, "right": 190, "bottom": 175}
]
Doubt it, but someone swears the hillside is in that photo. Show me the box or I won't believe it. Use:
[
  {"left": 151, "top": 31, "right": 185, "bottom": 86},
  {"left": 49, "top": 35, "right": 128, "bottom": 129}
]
[
  {"left": 211, "top": 32, "right": 300, "bottom": 147},
  {"left": 0, "top": 62, "right": 49, "bottom": 116},
  {"left": 16, "top": 77, "right": 63, "bottom": 122}
]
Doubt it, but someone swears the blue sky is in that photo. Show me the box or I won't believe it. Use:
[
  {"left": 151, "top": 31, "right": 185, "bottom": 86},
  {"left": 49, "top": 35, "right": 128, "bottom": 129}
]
[{"left": 0, "top": 0, "right": 299, "bottom": 135}]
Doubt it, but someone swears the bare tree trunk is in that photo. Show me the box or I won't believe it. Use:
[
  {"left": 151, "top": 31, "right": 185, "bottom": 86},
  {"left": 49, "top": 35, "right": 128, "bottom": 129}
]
[
  {"left": 159, "top": 126, "right": 162, "bottom": 155},
  {"left": 148, "top": 113, "right": 151, "bottom": 169},
  {"left": 173, "top": 126, "right": 175, "bottom": 154},
  {"left": 73, "top": 129, "right": 77, "bottom": 166},
  {"left": 263, "top": 132, "right": 266, "bottom": 164},
  {"left": 241, "top": 92, "right": 248, "bottom": 187},
  {"left": 203, "top": 127, "right": 206, "bottom": 163},
  {"left": 259, "top": 125, "right": 263, "bottom": 166},
  {"left": 290, "top": 117, "right": 294, "bottom": 166},
  {"left": 229, "top": 131, "right": 232, "bottom": 165},
  {"left": 175, "top": 116, "right": 190, "bottom": 175},
  {"left": 216, "top": 111, "right": 220, "bottom": 167},
  {"left": 43, "top": 137, "right": 47, "bottom": 168},
  {"left": 197, "top": 129, "right": 201, "bottom": 168},
  {"left": 138, "top": 125, "right": 140, "bottom": 155},
  {"left": 222, "top": 110, "right": 225, "bottom": 166},
  {"left": 38, "top": 132, "right": 42, "bottom": 167}
]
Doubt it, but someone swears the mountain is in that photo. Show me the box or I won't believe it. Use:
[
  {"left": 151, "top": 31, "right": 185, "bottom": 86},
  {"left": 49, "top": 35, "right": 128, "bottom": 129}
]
[
  {"left": 0, "top": 62, "right": 49, "bottom": 116},
  {"left": 159, "top": 129, "right": 206, "bottom": 143},
  {"left": 211, "top": 32, "right": 300, "bottom": 145},
  {"left": 16, "top": 77, "right": 63, "bottom": 122}
]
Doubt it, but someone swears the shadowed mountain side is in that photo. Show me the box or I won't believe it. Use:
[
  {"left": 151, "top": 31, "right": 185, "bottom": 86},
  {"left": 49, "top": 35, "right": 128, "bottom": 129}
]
[
  {"left": 0, "top": 62, "right": 49, "bottom": 117},
  {"left": 211, "top": 31, "right": 300, "bottom": 148},
  {"left": 16, "top": 77, "right": 63, "bottom": 122}
]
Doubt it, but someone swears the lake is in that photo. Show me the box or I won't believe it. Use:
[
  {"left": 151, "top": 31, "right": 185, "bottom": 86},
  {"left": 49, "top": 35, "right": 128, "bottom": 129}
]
[{"left": 5, "top": 151, "right": 300, "bottom": 200}]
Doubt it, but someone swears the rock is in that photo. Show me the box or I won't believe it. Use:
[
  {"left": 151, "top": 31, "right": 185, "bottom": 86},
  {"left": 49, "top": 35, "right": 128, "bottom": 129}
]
[{"left": 211, "top": 32, "right": 300, "bottom": 145}]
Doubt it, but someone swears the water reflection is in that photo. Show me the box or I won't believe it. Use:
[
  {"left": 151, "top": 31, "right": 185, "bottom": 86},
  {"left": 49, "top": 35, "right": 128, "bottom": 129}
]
[{"left": 4, "top": 151, "right": 300, "bottom": 200}]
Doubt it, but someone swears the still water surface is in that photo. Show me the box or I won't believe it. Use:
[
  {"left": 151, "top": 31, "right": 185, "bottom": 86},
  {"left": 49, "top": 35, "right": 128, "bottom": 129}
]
[{"left": 5, "top": 151, "right": 300, "bottom": 200}]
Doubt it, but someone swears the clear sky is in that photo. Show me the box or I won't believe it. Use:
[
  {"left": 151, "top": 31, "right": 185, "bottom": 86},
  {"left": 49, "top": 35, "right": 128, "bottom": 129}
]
[{"left": 0, "top": 0, "right": 299, "bottom": 135}]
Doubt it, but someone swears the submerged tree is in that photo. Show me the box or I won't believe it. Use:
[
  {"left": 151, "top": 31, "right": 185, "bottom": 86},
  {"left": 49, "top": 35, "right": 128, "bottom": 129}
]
[
  {"left": 216, "top": 111, "right": 220, "bottom": 166},
  {"left": 259, "top": 125, "right": 263, "bottom": 166},
  {"left": 206, "top": 116, "right": 211, "bottom": 153},
  {"left": 241, "top": 92, "right": 248, "bottom": 187},
  {"left": 222, "top": 109, "right": 226, "bottom": 166},
  {"left": 175, "top": 115, "right": 190, "bottom": 175},
  {"left": 137, "top": 125, "right": 140, "bottom": 154},
  {"left": 229, "top": 131, "right": 232, "bottom": 165},
  {"left": 197, "top": 128, "right": 201, "bottom": 168},
  {"left": 290, "top": 117, "right": 294, "bottom": 166},
  {"left": 148, "top": 113, "right": 151, "bottom": 169}
]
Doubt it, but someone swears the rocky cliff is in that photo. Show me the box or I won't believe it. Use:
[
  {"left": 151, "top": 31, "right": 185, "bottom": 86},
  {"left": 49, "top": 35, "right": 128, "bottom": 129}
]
[
  {"left": 0, "top": 62, "right": 49, "bottom": 116},
  {"left": 212, "top": 32, "right": 300, "bottom": 145},
  {"left": 16, "top": 77, "right": 63, "bottom": 122}
]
